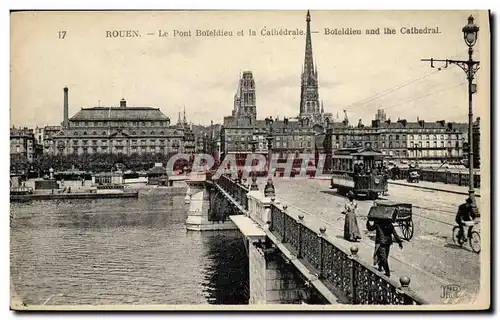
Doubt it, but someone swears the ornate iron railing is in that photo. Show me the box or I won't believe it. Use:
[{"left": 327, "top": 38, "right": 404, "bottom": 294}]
[
  {"left": 269, "top": 203, "right": 427, "bottom": 305},
  {"left": 216, "top": 174, "right": 249, "bottom": 211}
]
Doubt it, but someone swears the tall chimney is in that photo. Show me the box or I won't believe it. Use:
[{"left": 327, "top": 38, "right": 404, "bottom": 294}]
[
  {"left": 63, "top": 87, "right": 69, "bottom": 128},
  {"left": 120, "top": 98, "right": 126, "bottom": 108}
]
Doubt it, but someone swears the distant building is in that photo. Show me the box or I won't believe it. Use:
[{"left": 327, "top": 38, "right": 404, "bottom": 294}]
[
  {"left": 50, "top": 88, "right": 190, "bottom": 156},
  {"left": 221, "top": 117, "right": 319, "bottom": 156},
  {"left": 35, "top": 125, "right": 61, "bottom": 155},
  {"left": 221, "top": 11, "right": 334, "bottom": 157},
  {"left": 375, "top": 109, "right": 387, "bottom": 122},
  {"left": 331, "top": 118, "right": 467, "bottom": 163},
  {"left": 10, "top": 127, "right": 37, "bottom": 162}
]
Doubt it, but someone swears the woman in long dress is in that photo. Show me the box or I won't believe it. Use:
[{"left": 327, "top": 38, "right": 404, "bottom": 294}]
[{"left": 343, "top": 191, "right": 362, "bottom": 242}]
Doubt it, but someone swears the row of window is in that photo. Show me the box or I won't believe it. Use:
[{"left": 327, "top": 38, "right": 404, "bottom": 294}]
[
  {"left": 334, "top": 134, "right": 462, "bottom": 141},
  {"left": 70, "top": 139, "right": 181, "bottom": 146},
  {"left": 226, "top": 135, "right": 312, "bottom": 142},
  {"left": 408, "top": 149, "right": 462, "bottom": 157},
  {"left": 226, "top": 141, "right": 313, "bottom": 149},
  {"left": 71, "top": 130, "right": 182, "bottom": 136},
  {"left": 333, "top": 140, "right": 461, "bottom": 149},
  {"left": 225, "top": 129, "right": 312, "bottom": 135},
  {"left": 409, "top": 134, "right": 461, "bottom": 141},
  {"left": 71, "top": 121, "right": 170, "bottom": 127},
  {"left": 61, "top": 146, "right": 175, "bottom": 154},
  {"left": 409, "top": 141, "right": 461, "bottom": 148},
  {"left": 13, "top": 146, "right": 34, "bottom": 153},
  {"left": 10, "top": 138, "right": 33, "bottom": 144}
]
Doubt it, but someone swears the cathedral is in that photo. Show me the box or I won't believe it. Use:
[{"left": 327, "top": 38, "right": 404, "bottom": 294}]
[{"left": 299, "top": 10, "right": 333, "bottom": 124}]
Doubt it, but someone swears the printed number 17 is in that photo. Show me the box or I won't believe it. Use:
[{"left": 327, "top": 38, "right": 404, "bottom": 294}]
[{"left": 58, "top": 31, "right": 66, "bottom": 39}]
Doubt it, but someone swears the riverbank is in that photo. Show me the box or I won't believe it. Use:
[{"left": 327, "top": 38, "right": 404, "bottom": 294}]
[{"left": 11, "top": 191, "right": 139, "bottom": 202}]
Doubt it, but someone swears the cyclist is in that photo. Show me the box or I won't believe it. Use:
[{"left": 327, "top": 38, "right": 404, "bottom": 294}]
[{"left": 455, "top": 198, "right": 477, "bottom": 243}]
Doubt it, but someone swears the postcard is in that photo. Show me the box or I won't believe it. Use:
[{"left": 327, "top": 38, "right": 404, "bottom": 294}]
[{"left": 9, "top": 10, "right": 490, "bottom": 311}]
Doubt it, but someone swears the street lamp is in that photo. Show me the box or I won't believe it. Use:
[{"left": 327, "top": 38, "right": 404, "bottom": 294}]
[
  {"left": 251, "top": 129, "right": 258, "bottom": 153},
  {"left": 421, "top": 15, "right": 480, "bottom": 212},
  {"left": 249, "top": 129, "right": 259, "bottom": 191},
  {"left": 265, "top": 117, "right": 274, "bottom": 177}
]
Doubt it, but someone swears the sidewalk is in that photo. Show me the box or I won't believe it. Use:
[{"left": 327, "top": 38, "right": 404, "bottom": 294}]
[{"left": 389, "top": 180, "right": 481, "bottom": 197}]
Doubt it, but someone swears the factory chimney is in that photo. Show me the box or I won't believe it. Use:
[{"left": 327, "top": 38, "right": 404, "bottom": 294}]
[{"left": 63, "top": 87, "right": 69, "bottom": 128}]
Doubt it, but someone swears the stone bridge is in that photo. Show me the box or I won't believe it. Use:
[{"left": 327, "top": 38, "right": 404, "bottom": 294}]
[{"left": 184, "top": 173, "right": 427, "bottom": 305}]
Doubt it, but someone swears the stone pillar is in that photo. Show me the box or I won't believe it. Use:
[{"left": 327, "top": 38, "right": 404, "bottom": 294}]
[
  {"left": 185, "top": 182, "right": 209, "bottom": 231},
  {"left": 265, "top": 254, "right": 305, "bottom": 304},
  {"left": 248, "top": 236, "right": 267, "bottom": 304},
  {"left": 185, "top": 181, "right": 237, "bottom": 231},
  {"left": 248, "top": 241, "right": 308, "bottom": 304}
]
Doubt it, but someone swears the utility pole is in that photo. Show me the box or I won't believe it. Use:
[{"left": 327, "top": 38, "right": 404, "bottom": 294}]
[{"left": 421, "top": 15, "right": 480, "bottom": 214}]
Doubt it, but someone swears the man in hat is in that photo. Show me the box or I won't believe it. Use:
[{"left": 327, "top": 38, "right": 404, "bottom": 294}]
[
  {"left": 366, "top": 219, "right": 403, "bottom": 277},
  {"left": 456, "top": 197, "right": 477, "bottom": 242}
]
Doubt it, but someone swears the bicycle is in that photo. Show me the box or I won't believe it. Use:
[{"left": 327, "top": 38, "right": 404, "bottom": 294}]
[{"left": 452, "top": 220, "right": 481, "bottom": 254}]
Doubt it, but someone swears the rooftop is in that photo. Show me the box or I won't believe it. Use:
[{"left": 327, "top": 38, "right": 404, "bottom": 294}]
[
  {"left": 10, "top": 127, "right": 34, "bottom": 137},
  {"left": 70, "top": 106, "right": 170, "bottom": 121}
]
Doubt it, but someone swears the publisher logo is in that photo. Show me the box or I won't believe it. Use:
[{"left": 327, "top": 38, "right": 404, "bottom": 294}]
[{"left": 441, "top": 284, "right": 462, "bottom": 300}]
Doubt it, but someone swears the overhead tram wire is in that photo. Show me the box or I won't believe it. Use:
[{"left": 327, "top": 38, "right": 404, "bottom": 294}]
[
  {"left": 346, "top": 81, "right": 467, "bottom": 116},
  {"left": 379, "top": 82, "right": 466, "bottom": 112},
  {"left": 343, "top": 69, "right": 443, "bottom": 111}
]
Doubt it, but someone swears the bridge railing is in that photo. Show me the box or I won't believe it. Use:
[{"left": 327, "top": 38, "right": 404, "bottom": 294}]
[
  {"left": 216, "top": 174, "right": 249, "bottom": 211},
  {"left": 269, "top": 203, "right": 427, "bottom": 305}
]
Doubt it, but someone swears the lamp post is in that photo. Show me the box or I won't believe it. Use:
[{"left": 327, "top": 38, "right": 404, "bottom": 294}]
[
  {"left": 421, "top": 15, "right": 480, "bottom": 211},
  {"left": 251, "top": 130, "right": 258, "bottom": 153},
  {"left": 249, "top": 130, "right": 259, "bottom": 190}
]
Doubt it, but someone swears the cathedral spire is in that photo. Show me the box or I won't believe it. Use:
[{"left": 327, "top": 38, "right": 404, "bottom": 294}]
[
  {"left": 299, "top": 10, "right": 320, "bottom": 120},
  {"left": 303, "top": 10, "right": 314, "bottom": 80}
]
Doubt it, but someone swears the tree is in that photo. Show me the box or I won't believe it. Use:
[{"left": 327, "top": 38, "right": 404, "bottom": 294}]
[{"left": 10, "top": 154, "right": 28, "bottom": 174}]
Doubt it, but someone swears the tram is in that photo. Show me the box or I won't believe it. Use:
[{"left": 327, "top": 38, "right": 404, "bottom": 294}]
[{"left": 330, "top": 147, "right": 388, "bottom": 199}]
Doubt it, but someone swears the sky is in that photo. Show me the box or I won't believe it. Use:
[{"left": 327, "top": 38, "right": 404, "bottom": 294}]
[{"left": 10, "top": 10, "right": 490, "bottom": 128}]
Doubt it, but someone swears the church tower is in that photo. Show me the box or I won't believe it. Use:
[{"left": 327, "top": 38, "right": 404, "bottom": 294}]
[
  {"left": 233, "top": 71, "right": 257, "bottom": 122},
  {"left": 299, "top": 10, "right": 322, "bottom": 122}
]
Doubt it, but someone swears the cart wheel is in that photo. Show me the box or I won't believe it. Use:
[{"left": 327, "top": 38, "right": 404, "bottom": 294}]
[
  {"left": 469, "top": 231, "right": 481, "bottom": 254},
  {"left": 452, "top": 226, "right": 464, "bottom": 247},
  {"left": 400, "top": 220, "right": 414, "bottom": 240}
]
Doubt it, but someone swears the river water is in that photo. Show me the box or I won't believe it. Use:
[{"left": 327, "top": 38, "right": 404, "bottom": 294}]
[{"left": 10, "top": 193, "right": 249, "bottom": 306}]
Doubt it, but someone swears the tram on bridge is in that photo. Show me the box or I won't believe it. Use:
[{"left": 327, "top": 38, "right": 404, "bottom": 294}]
[{"left": 330, "top": 147, "right": 388, "bottom": 199}]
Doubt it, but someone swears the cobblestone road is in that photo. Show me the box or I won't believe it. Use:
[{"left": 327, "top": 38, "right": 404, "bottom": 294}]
[{"left": 253, "top": 177, "right": 482, "bottom": 305}]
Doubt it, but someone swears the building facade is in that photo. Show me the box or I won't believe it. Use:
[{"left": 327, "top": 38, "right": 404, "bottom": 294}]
[
  {"left": 222, "top": 117, "right": 318, "bottom": 156},
  {"left": 331, "top": 118, "right": 467, "bottom": 163},
  {"left": 10, "top": 127, "right": 38, "bottom": 162},
  {"left": 51, "top": 91, "right": 190, "bottom": 156},
  {"left": 35, "top": 125, "right": 62, "bottom": 155}
]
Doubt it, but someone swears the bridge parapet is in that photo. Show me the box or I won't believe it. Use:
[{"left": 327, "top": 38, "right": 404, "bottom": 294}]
[
  {"left": 247, "top": 191, "right": 271, "bottom": 227},
  {"left": 268, "top": 202, "right": 427, "bottom": 305},
  {"left": 215, "top": 174, "right": 427, "bottom": 305}
]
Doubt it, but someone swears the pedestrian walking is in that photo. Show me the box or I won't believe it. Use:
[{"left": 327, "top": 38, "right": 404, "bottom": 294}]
[
  {"left": 366, "top": 219, "right": 403, "bottom": 277},
  {"left": 343, "top": 191, "right": 361, "bottom": 242}
]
